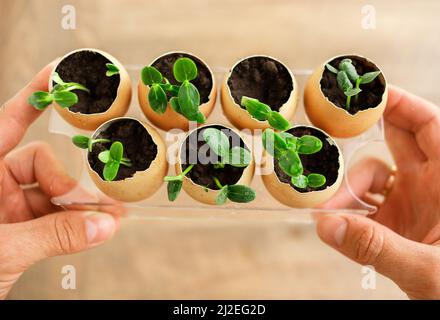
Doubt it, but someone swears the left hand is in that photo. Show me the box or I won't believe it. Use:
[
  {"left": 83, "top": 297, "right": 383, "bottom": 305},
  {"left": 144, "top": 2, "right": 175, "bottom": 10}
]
[{"left": 0, "top": 62, "right": 122, "bottom": 299}]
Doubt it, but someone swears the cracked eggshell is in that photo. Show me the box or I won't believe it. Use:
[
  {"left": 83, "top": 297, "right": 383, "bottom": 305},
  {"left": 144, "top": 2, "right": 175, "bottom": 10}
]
[
  {"left": 262, "top": 125, "right": 344, "bottom": 208},
  {"left": 304, "top": 54, "right": 387, "bottom": 138},
  {"left": 175, "top": 124, "right": 255, "bottom": 205},
  {"left": 221, "top": 55, "right": 298, "bottom": 131},
  {"left": 138, "top": 51, "right": 217, "bottom": 131},
  {"left": 50, "top": 48, "right": 132, "bottom": 131},
  {"left": 87, "top": 117, "right": 168, "bottom": 202}
]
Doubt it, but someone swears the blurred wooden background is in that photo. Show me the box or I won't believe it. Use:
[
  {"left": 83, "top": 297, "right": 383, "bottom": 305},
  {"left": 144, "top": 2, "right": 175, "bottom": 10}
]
[{"left": 1, "top": 0, "right": 439, "bottom": 299}]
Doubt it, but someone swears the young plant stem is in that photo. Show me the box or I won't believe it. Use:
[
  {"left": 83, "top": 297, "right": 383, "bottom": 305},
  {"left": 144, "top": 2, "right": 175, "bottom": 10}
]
[
  {"left": 354, "top": 77, "right": 362, "bottom": 103},
  {"left": 182, "top": 164, "right": 194, "bottom": 176},
  {"left": 213, "top": 177, "right": 223, "bottom": 189}
]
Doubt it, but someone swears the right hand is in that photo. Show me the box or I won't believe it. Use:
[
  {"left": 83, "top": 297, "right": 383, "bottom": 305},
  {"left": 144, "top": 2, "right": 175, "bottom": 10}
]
[{"left": 316, "top": 85, "right": 440, "bottom": 299}]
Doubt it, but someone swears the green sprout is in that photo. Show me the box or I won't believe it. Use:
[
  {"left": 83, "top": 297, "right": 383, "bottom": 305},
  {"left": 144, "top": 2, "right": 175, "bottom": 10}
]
[
  {"left": 241, "top": 96, "right": 290, "bottom": 131},
  {"left": 239, "top": 95, "right": 326, "bottom": 189},
  {"left": 202, "top": 128, "right": 251, "bottom": 169},
  {"left": 141, "top": 57, "right": 205, "bottom": 123},
  {"left": 163, "top": 164, "right": 194, "bottom": 201},
  {"left": 28, "top": 72, "right": 90, "bottom": 110},
  {"left": 72, "top": 135, "right": 111, "bottom": 152},
  {"left": 164, "top": 127, "right": 255, "bottom": 204},
  {"left": 105, "top": 63, "right": 119, "bottom": 77},
  {"left": 212, "top": 177, "right": 256, "bottom": 205},
  {"left": 72, "top": 137, "right": 131, "bottom": 182},
  {"left": 326, "top": 58, "right": 381, "bottom": 110},
  {"left": 262, "top": 129, "right": 326, "bottom": 189},
  {"left": 98, "top": 141, "right": 132, "bottom": 181}
]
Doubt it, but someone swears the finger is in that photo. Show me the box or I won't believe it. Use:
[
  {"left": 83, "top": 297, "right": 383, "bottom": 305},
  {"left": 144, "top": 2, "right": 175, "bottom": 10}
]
[
  {"left": 316, "top": 214, "right": 440, "bottom": 299},
  {"left": 384, "top": 121, "right": 427, "bottom": 166},
  {"left": 320, "top": 158, "right": 392, "bottom": 209},
  {"left": 0, "top": 211, "right": 117, "bottom": 271},
  {"left": 23, "top": 187, "right": 61, "bottom": 217},
  {"left": 0, "top": 62, "right": 55, "bottom": 157},
  {"left": 422, "top": 223, "right": 440, "bottom": 245},
  {"left": 384, "top": 85, "right": 440, "bottom": 160},
  {"left": 4, "top": 141, "right": 77, "bottom": 197}
]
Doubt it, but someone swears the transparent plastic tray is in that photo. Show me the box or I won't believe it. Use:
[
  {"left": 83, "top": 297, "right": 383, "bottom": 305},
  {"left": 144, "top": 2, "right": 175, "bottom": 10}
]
[{"left": 48, "top": 65, "right": 393, "bottom": 223}]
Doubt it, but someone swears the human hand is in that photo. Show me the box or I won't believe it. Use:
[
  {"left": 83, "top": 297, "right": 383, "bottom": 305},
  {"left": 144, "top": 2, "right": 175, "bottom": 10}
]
[
  {"left": 316, "top": 85, "right": 440, "bottom": 299},
  {"left": 0, "top": 63, "right": 122, "bottom": 299}
]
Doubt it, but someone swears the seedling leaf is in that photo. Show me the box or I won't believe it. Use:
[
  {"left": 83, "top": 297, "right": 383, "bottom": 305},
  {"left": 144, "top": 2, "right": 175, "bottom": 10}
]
[
  {"left": 173, "top": 57, "right": 198, "bottom": 82},
  {"left": 291, "top": 175, "right": 308, "bottom": 189},
  {"left": 227, "top": 185, "right": 256, "bottom": 203},
  {"left": 240, "top": 96, "right": 271, "bottom": 121},
  {"left": 227, "top": 146, "right": 251, "bottom": 167},
  {"left": 148, "top": 84, "right": 168, "bottom": 114},
  {"left": 103, "top": 160, "right": 120, "bottom": 181},
  {"left": 307, "top": 173, "right": 326, "bottom": 188},
  {"left": 72, "top": 135, "right": 90, "bottom": 149},
  {"left": 141, "top": 66, "right": 163, "bottom": 85},
  {"left": 196, "top": 111, "right": 206, "bottom": 124},
  {"left": 167, "top": 180, "right": 183, "bottom": 201},
  {"left": 344, "top": 87, "right": 362, "bottom": 97},
  {"left": 178, "top": 81, "right": 200, "bottom": 120},
  {"left": 339, "top": 59, "right": 359, "bottom": 82},
  {"left": 169, "top": 97, "right": 181, "bottom": 114},
  {"left": 297, "top": 135, "right": 323, "bottom": 154},
  {"left": 28, "top": 91, "right": 53, "bottom": 110},
  {"left": 109, "top": 141, "right": 123, "bottom": 162},
  {"left": 278, "top": 148, "right": 303, "bottom": 177},
  {"left": 216, "top": 186, "right": 229, "bottom": 205},
  {"left": 360, "top": 71, "right": 381, "bottom": 84},
  {"left": 98, "top": 150, "right": 111, "bottom": 163},
  {"left": 203, "top": 128, "right": 230, "bottom": 159},
  {"left": 267, "top": 111, "right": 290, "bottom": 131},
  {"left": 279, "top": 132, "right": 297, "bottom": 149},
  {"left": 262, "top": 129, "right": 287, "bottom": 157},
  {"left": 325, "top": 64, "right": 339, "bottom": 74},
  {"left": 106, "top": 63, "right": 119, "bottom": 77},
  {"left": 337, "top": 71, "right": 353, "bottom": 92},
  {"left": 53, "top": 91, "right": 78, "bottom": 108},
  {"left": 52, "top": 72, "right": 64, "bottom": 85}
]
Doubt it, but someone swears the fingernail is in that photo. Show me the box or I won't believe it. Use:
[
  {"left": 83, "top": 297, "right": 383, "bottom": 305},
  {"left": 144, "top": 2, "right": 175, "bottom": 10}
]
[
  {"left": 316, "top": 215, "right": 347, "bottom": 247},
  {"left": 83, "top": 212, "right": 116, "bottom": 245}
]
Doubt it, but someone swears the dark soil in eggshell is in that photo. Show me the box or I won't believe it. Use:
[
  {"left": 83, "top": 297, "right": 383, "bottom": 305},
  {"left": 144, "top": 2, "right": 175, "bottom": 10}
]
[
  {"left": 88, "top": 119, "right": 157, "bottom": 181},
  {"left": 321, "top": 55, "right": 386, "bottom": 115},
  {"left": 227, "top": 56, "right": 293, "bottom": 112},
  {"left": 181, "top": 125, "right": 249, "bottom": 190},
  {"left": 151, "top": 52, "right": 213, "bottom": 103},
  {"left": 54, "top": 50, "right": 120, "bottom": 114},
  {"left": 274, "top": 126, "right": 340, "bottom": 193}
]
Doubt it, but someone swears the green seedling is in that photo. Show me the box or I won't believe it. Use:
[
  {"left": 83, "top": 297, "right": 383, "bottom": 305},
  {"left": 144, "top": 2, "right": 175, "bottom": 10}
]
[
  {"left": 164, "top": 127, "right": 255, "bottom": 204},
  {"left": 163, "top": 164, "right": 194, "bottom": 201},
  {"left": 98, "top": 141, "right": 132, "bottom": 181},
  {"left": 262, "top": 129, "right": 326, "bottom": 189},
  {"left": 28, "top": 72, "right": 90, "bottom": 110},
  {"left": 106, "top": 63, "right": 119, "bottom": 77},
  {"left": 213, "top": 177, "right": 256, "bottom": 205},
  {"left": 202, "top": 128, "right": 251, "bottom": 169},
  {"left": 141, "top": 57, "right": 205, "bottom": 123},
  {"left": 72, "top": 135, "right": 111, "bottom": 152},
  {"left": 326, "top": 58, "right": 381, "bottom": 110},
  {"left": 241, "top": 96, "right": 290, "bottom": 131}
]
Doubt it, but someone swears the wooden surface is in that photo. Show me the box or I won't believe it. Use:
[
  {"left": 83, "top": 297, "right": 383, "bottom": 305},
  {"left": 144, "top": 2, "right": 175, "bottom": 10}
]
[{"left": 1, "top": 0, "right": 439, "bottom": 299}]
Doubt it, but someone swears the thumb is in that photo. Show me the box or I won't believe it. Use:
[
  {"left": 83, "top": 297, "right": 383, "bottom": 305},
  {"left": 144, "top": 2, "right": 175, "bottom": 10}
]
[
  {"left": 1, "top": 211, "right": 117, "bottom": 270},
  {"left": 316, "top": 214, "right": 440, "bottom": 299}
]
